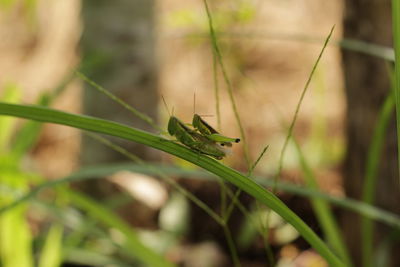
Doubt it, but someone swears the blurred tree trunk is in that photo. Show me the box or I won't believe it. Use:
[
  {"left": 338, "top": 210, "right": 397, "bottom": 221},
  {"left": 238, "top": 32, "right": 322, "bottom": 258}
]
[
  {"left": 342, "top": 0, "right": 400, "bottom": 266},
  {"left": 79, "top": 0, "right": 159, "bottom": 223},
  {"left": 80, "top": 0, "right": 159, "bottom": 165}
]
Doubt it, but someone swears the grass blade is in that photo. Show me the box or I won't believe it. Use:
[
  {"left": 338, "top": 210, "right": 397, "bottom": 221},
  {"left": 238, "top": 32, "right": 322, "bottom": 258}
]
[
  {"left": 38, "top": 224, "right": 64, "bottom": 267},
  {"left": 393, "top": 0, "right": 400, "bottom": 183},
  {"left": 2, "top": 162, "right": 400, "bottom": 230},
  {"left": 0, "top": 103, "right": 344, "bottom": 266},
  {"left": 202, "top": 0, "right": 251, "bottom": 167},
  {"left": 275, "top": 26, "right": 335, "bottom": 188},
  {"left": 361, "top": 89, "right": 395, "bottom": 266},
  {"left": 0, "top": 84, "right": 21, "bottom": 148},
  {"left": 293, "top": 138, "right": 352, "bottom": 266}
]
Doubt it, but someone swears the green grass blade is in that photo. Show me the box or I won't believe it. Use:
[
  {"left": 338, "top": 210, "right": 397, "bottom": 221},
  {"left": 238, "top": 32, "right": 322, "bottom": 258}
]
[
  {"left": 276, "top": 26, "right": 335, "bottom": 187},
  {"left": 202, "top": 0, "right": 251, "bottom": 168},
  {"left": 10, "top": 119, "right": 42, "bottom": 160},
  {"left": 0, "top": 203, "right": 33, "bottom": 267},
  {"left": 64, "top": 248, "right": 131, "bottom": 267},
  {"left": 361, "top": 91, "right": 395, "bottom": 267},
  {"left": 38, "top": 224, "right": 64, "bottom": 267},
  {"left": 85, "top": 132, "right": 224, "bottom": 225},
  {"left": 195, "top": 31, "right": 395, "bottom": 61},
  {"left": 293, "top": 138, "right": 352, "bottom": 266},
  {"left": 0, "top": 103, "right": 344, "bottom": 266},
  {"left": 393, "top": 0, "right": 400, "bottom": 184},
  {"left": 2, "top": 162, "right": 400, "bottom": 230},
  {"left": 339, "top": 39, "right": 394, "bottom": 62},
  {"left": 77, "top": 71, "right": 163, "bottom": 132},
  {"left": 10, "top": 94, "right": 49, "bottom": 160},
  {"left": 0, "top": 168, "right": 33, "bottom": 267},
  {"left": 66, "top": 190, "right": 176, "bottom": 267}
]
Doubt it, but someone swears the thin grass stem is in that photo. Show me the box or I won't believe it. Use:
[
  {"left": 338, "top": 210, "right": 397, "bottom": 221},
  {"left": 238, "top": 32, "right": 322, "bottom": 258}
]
[
  {"left": 87, "top": 132, "right": 224, "bottom": 225},
  {"left": 361, "top": 88, "right": 395, "bottom": 267},
  {"left": 202, "top": 0, "right": 251, "bottom": 168},
  {"left": 274, "top": 26, "right": 335, "bottom": 191},
  {"left": 392, "top": 0, "right": 400, "bottom": 185},
  {"left": 76, "top": 71, "right": 163, "bottom": 132}
]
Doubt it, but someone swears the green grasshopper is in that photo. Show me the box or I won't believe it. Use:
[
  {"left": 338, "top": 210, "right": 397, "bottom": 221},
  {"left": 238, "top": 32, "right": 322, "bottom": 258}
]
[
  {"left": 167, "top": 116, "right": 227, "bottom": 160},
  {"left": 192, "top": 114, "right": 240, "bottom": 147}
]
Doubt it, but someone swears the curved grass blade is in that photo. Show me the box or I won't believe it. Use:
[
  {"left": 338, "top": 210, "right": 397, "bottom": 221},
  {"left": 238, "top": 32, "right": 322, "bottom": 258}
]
[
  {"left": 2, "top": 162, "right": 400, "bottom": 230},
  {"left": 0, "top": 103, "right": 344, "bottom": 266}
]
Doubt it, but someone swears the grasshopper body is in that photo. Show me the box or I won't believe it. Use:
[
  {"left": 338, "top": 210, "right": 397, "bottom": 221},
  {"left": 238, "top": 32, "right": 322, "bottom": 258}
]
[
  {"left": 168, "top": 116, "right": 226, "bottom": 160},
  {"left": 192, "top": 114, "right": 240, "bottom": 147}
]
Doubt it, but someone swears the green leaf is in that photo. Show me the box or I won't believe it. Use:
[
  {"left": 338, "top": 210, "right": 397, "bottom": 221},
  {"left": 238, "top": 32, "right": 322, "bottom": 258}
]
[{"left": 38, "top": 224, "right": 64, "bottom": 267}]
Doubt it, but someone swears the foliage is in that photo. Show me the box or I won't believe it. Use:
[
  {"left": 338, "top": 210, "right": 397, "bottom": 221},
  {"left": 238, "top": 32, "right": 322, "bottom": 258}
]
[{"left": 0, "top": 0, "right": 399, "bottom": 266}]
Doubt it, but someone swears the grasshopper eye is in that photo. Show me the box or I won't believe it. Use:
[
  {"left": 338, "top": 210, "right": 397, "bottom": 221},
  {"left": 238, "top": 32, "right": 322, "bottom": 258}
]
[{"left": 220, "top": 143, "right": 225, "bottom": 146}]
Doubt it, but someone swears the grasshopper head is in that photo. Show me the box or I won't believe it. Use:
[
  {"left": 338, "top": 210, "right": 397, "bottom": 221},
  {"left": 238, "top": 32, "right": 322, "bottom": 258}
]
[
  {"left": 217, "top": 142, "right": 232, "bottom": 155},
  {"left": 219, "top": 138, "right": 240, "bottom": 148},
  {"left": 192, "top": 114, "right": 201, "bottom": 129},
  {"left": 219, "top": 142, "right": 232, "bottom": 148},
  {"left": 193, "top": 113, "right": 216, "bottom": 135}
]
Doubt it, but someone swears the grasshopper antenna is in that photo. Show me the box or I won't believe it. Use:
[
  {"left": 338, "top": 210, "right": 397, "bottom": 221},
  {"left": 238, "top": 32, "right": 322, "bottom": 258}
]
[
  {"left": 161, "top": 95, "right": 171, "bottom": 116},
  {"left": 193, "top": 90, "right": 213, "bottom": 117},
  {"left": 193, "top": 90, "right": 196, "bottom": 115}
]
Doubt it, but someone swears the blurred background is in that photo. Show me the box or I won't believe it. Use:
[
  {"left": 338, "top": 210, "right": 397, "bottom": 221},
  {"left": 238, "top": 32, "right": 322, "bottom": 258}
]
[{"left": 0, "top": 0, "right": 399, "bottom": 266}]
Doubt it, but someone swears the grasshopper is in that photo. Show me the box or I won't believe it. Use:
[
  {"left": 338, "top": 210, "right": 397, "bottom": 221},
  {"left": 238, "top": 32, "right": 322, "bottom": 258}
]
[
  {"left": 167, "top": 116, "right": 227, "bottom": 160},
  {"left": 192, "top": 114, "right": 240, "bottom": 147}
]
